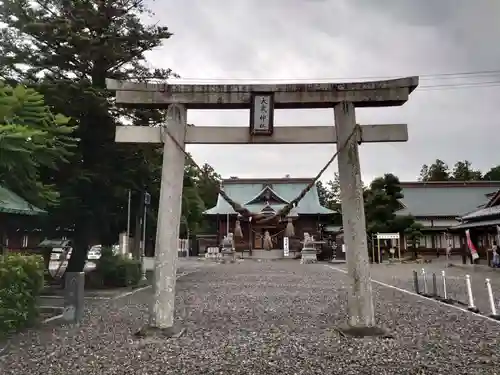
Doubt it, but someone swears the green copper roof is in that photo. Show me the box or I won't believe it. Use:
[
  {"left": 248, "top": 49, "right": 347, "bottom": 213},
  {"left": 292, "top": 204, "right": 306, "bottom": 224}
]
[
  {"left": 0, "top": 185, "right": 46, "bottom": 215},
  {"left": 204, "top": 180, "right": 334, "bottom": 215},
  {"left": 396, "top": 183, "right": 500, "bottom": 218}
]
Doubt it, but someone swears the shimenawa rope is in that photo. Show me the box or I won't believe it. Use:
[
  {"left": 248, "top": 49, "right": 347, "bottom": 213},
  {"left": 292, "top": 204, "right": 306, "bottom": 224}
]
[{"left": 160, "top": 105, "right": 360, "bottom": 225}]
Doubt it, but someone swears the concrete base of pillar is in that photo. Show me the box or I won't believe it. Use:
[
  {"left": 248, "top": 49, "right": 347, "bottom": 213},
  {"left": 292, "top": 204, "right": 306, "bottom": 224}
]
[
  {"left": 134, "top": 325, "right": 186, "bottom": 340},
  {"left": 336, "top": 324, "right": 394, "bottom": 338},
  {"left": 63, "top": 272, "right": 85, "bottom": 324},
  {"left": 300, "top": 248, "right": 317, "bottom": 264}
]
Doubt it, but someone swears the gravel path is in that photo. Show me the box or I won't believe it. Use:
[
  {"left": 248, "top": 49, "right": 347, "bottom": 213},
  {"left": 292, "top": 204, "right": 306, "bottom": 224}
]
[
  {"left": 342, "top": 260, "right": 500, "bottom": 315},
  {"left": 1, "top": 260, "right": 500, "bottom": 374}
]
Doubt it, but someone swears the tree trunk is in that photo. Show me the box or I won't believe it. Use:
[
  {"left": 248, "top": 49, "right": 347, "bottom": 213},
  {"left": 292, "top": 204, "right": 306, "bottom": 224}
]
[
  {"left": 412, "top": 246, "right": 418, "bottom": 260},
  {"left": 66, "top": 221, "right": 91, "bottom": 273}
]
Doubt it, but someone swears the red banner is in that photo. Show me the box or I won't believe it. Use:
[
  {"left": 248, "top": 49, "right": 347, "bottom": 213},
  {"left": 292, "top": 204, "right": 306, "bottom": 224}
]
[{"left": 465, "top": 229, "right": 479, "bottom": 260}]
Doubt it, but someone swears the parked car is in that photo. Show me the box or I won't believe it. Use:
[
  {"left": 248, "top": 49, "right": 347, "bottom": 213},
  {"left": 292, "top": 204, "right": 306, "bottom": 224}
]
[
  {"left": 34, "top": 239, "right": 73, "bottom": 275},
  {"left": 87, "top": 245, "right": 102, "bottom": 260},
  {"left": 36, "top": 238, "right": 73, "bottom": 261}
]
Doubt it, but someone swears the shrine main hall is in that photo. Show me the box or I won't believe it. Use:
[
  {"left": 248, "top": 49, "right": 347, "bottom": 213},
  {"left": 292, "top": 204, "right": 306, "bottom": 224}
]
[{"left": 204, "top": 177, "right": 336, "bottom": 257}]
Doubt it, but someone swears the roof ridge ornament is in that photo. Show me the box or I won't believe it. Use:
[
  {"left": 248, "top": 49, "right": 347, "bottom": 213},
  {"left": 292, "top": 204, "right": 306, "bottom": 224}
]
[{"left": 245, "top": 185, "right": 289, "bottom": 205}]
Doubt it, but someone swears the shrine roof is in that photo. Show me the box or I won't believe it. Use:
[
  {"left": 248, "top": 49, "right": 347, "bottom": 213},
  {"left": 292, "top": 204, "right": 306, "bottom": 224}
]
[
  {"left": 204, "top": 178, "right": 334, "bottom": 215},
  {"left": 396, "top": 181, "right": 500, "bottom": 218},
  {"left": 460, "top": 188, "right": 500, "bottom": 221},
  {"left": 0, "top": 185, "right": 45, "bottom": 215}
]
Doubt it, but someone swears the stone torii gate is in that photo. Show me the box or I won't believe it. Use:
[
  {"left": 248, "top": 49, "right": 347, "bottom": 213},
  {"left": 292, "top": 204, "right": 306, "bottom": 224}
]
[{"left": 107, "top": 77, "right": 419, "bottom": 336}]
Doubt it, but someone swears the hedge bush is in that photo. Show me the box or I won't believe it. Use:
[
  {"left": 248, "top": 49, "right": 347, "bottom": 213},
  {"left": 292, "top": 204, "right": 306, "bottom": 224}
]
[
  {"left": 0, "top": 254, "right": 44, "bottom": 337},
  {"left": 87, "top": 247, "right": 141, "bottom": 288}
]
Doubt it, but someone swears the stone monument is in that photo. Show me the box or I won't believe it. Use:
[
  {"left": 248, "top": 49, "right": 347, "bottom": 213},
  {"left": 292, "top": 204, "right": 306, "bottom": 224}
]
[
  {"left": 220, "top": 233, "right": 235, "bottom": 262},
  {"left": 300, "top": 233, "right": 325, "bottom": 264}
]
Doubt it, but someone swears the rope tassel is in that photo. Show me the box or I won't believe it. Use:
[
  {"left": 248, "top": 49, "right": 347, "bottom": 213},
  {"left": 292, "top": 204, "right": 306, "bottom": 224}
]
[
  {"left": 284, "top": 218, "right": 295, "bottom": 237},
  {"left": 234, "top": 219, "right": 243, "bottom": 238}
]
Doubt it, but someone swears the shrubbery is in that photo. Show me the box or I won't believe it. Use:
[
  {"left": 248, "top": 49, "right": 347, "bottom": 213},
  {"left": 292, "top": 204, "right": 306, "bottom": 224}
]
[
  {"left": 86, "top": 247, "right": 141, "bottom": 288},
  {"left": 0, "top": 254, "right": 44, "bottom": 337}
]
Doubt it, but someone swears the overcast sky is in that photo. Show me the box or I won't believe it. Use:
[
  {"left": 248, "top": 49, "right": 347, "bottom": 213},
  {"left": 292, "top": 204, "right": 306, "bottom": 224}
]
[{"left": 142, "top": 0, "right": 500, "bottom": 183}]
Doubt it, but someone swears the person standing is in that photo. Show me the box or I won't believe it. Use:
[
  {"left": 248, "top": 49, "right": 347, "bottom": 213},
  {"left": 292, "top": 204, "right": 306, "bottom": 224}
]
[{"left": 492, "top": 241, "right": 500, "bottom": 268}]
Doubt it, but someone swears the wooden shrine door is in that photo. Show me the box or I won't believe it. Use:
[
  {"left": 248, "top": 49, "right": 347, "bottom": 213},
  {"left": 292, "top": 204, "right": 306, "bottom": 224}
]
[{"left": 253, "top": 232, "right": 263, "bottom": 249}]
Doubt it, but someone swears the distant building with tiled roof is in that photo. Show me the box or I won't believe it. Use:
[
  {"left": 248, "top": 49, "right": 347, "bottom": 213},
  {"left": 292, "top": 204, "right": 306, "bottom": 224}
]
[
  {"left": 396, "top": 181, "right": 500, "bottom": 254},
  {"left": 0, "top": 184, "right": 46, "bottom": 251},
  {"left": 451, "top": 188, "right": 500, "bottom": 259}
]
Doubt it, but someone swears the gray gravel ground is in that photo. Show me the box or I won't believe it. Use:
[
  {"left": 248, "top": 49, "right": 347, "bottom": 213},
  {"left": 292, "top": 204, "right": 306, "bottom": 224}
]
[
  {"left": 2, "top": 259, "right": 500, "bottom": 374},
  {"left": 342, "top": 259, "right": 500, "bottom": 316}
]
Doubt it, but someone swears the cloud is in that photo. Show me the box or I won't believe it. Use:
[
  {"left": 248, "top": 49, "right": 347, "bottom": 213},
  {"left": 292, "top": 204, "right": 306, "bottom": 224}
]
[{"left": 142, "top": 0, "right": 500, "bottom": 182}]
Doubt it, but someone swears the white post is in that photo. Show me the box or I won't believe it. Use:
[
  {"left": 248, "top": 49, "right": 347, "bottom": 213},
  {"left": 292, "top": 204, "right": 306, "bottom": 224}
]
[
  {"left": 150, "top": 104, "right": 187, "bottom": 329},
  {"left": 421, "top": 268, "right": 428, "bottom": 295},
  {"left": 485, "top": 278, "right": 498, "bottom": 317},
  {"left": 335, "top": 101, "right": 375, "bottom": 328},
  {"left": 465, "top": 274, "right": 477, "bottom": 311},
  {"left": 441, "top": 270, "right": 448, "bottom": 300}
]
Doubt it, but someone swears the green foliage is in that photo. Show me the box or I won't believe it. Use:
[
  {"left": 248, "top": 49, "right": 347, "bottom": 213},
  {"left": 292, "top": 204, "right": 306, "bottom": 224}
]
[
  {"left": 484, "top": 166, "right": 500, "bottom": 181},
  {"left": 316, "top": 173, "right": 342, "bottom": 224},
  {"left": 180, "top": 160, "right": 221, "bottom": 236},
  {"left": 0, "top": 0, "right": 178, "bottom": 269},
  {"left": 364, "top": 173, "right": 416, "bottom": 234},
  {"left": 451, "top": 160, "right": 482, "bottom": 181},
  {"left": 419, "top": 159, "right": 450, "bottom": 182},
  {"left": 0, "top": 254, "right": 44, "bottom": 337},
  {"left": 419, "top": 159, "right": 483, "bottom": 182},
  {"left": 404, "top": 222, "right": 424, "bottom": 246},
  {"left": 0, "top": 81, "right": 77, "bottom": 207},
  {"left": 89, "top": 247, "right": 141, "bottom": 288},
  {"left": 404, "top": 222, "right": 424, "bottom": 259}
]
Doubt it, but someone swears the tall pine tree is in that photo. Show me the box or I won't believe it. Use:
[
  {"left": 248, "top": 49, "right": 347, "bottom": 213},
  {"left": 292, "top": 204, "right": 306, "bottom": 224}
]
[{"left": 0, "top": 0, "right": 175, "bottom": 271}]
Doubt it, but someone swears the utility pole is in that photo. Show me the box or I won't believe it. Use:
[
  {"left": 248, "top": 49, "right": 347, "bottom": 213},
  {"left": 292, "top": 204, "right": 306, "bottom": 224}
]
[
  {"left": 126, "top": 189, "right": 131, "bottom": 255},
  {"left": 141, "top": 191, "right": 151, "bottom": 282}
]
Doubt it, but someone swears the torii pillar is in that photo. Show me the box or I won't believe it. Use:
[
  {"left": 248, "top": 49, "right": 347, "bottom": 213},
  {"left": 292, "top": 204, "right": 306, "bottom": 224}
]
[
  {"left": 335, "top": 101, "right": 375, "bottom": 330},
  {"left": 106, "top": 77, "right": 419, "bottom": 336}
]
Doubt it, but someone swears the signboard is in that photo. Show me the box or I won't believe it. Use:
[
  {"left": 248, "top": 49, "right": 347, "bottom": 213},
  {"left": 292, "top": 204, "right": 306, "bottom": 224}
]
[
  {"left": 376, "top": 233, "right": 400, "bottom": 240},
  {"left": 144, "top": 192, "right": 151, "bottom": 205},
  {"left": 283, "top": 237, "right": 289, "bottom": 257},
  {"left": 250, "top": 92, "right": 274, "bottom": 135},
  {"left": 342, "top": 244, "right": 346, "bottom": 253}
]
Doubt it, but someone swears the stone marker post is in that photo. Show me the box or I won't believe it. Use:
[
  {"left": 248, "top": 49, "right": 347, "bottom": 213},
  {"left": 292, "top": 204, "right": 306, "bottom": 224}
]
[
  {"left": 335, "top": 101, "right": 375, "bottom": 329},
  {"left": 63, "top": 272, "right": 85, "bottom": 324}
]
